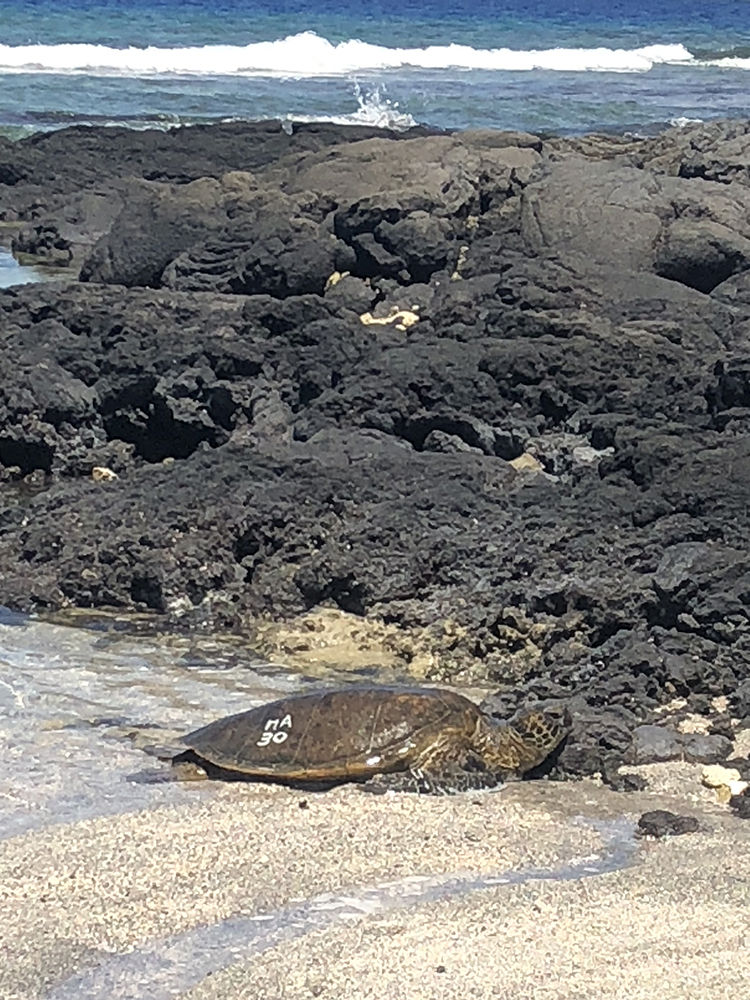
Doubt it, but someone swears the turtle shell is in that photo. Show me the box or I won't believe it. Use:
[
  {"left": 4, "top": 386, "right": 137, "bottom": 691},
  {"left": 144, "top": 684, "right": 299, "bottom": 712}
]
[{"left": 176, "top": 685, "right": 481, "bottom": 781}]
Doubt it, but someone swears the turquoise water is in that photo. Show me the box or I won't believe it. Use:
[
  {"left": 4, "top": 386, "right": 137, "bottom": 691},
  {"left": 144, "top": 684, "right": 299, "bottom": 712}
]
[{"left": 0, "top": 1, "right": 749, "bottom": 133}]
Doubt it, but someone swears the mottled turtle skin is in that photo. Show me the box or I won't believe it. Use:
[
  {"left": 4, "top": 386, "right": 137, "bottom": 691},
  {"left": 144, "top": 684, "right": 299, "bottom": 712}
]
[{"left": 170, "top": 686, "right": 569, "bottom": 794}]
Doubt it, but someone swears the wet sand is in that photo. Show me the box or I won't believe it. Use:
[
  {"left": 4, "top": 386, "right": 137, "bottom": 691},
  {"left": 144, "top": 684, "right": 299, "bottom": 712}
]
[{"left": 1, "top": 764, "right": 749, "bottom": 1000}]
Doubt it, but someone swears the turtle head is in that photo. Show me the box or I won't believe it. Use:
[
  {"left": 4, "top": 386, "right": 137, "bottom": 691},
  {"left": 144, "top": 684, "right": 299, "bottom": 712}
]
[{"left": 484, "top": 705, "right": 571, "bottom": 774}]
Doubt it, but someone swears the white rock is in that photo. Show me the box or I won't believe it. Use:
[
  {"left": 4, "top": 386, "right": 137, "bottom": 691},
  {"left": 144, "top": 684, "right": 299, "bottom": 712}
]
[{"left": 701, "top": 764, "right": 741, "bottom": 788}]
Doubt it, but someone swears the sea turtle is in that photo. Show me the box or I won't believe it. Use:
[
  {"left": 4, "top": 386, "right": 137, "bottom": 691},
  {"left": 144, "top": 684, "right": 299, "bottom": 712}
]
[{"left": 154, "top": 685, "right": 569, "bottom": 794}]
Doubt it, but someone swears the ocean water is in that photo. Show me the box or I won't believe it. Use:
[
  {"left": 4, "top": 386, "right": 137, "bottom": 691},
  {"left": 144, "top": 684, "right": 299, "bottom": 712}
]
[{"left": 0, "top": 0, "right": 748, "bottom": 136}]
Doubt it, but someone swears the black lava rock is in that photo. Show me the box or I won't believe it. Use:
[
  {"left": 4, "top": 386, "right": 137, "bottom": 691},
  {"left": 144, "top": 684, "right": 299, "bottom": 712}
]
[
  {"left": 2, "top": 120, "right": 750, "bottom": 783},
  {"left": 730, "top": 791, "right": 750, "bottom": 819},
  {"left": 637, "top": 810, "right": 700, "bottom": 838},
  {"left": 602, "top": 770, "right": 649, "bottom": 793}
]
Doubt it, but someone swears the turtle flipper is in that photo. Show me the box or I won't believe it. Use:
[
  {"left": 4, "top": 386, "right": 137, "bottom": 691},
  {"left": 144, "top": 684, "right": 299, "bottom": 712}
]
[{"left": 361, "top": 765, "right": 503, "bottom": 796}]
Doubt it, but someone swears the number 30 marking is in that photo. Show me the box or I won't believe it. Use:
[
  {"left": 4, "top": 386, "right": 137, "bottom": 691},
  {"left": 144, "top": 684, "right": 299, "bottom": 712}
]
[{"left": 256, "top": 731, "right": 289, "bottom": 747}]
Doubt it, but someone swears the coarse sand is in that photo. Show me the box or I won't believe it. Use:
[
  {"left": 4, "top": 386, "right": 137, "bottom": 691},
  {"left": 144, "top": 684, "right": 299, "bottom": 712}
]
[{"left": 0, "top": 763, "right": 749, "bottom": 1000}]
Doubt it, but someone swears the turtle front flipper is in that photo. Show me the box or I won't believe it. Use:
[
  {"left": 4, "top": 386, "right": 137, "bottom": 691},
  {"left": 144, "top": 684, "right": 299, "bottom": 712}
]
[{"left": 361, "top": 764, "right": 503, "bottom": 796}]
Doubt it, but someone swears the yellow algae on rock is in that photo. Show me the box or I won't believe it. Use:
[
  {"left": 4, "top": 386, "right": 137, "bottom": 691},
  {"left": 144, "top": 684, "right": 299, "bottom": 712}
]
[
  {"left": 509, "top": 453, "right": 544, "bottom": 473},
  {"left": 325, "top": 270, "right": 349, "bottom": 290},
  {"left": 91, "top": 466, "right": 118, "bottom": 482},
  {"left": 359, "top": 307, "right": 420, "bottom": 331},
  {"left": 450, "top": 244, "right": 469, "bottom": 280}
]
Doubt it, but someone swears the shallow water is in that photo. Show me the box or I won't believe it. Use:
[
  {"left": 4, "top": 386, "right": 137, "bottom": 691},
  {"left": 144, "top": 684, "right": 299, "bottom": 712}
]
[
  {"left": 44, "top": 818, "right": 636, "bottom": 1000},
  {"left": 0, "top": 608, "right": 315, "bottom": 837},
  {"left": 0, "top": 608, "right": 640, "bottom": 999}
]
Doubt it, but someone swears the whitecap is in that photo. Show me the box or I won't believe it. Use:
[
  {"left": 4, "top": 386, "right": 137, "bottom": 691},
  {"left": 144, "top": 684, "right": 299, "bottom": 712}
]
[{"left": 0, "top": 33, "right": 699, "bottom": 78}]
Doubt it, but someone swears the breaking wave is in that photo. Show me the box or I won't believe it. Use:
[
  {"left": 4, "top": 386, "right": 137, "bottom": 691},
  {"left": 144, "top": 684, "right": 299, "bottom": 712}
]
[
  {"left": 284, "top": 85, "right": 417, "bottom": 129},
  {"left": 0, "top": 33, "right": 714, "bottom": 78}
]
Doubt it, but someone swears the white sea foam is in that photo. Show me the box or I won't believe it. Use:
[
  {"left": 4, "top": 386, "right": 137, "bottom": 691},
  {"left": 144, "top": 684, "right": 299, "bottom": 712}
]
[
  {"left": 705, "top": 55, "right": 750, "bottom": 70},
  {"left": 669, "top": 115, "right": 704, "bottom": 127},
  {"left": 0, "top": 33, "right": 706, "bottom": 78}
]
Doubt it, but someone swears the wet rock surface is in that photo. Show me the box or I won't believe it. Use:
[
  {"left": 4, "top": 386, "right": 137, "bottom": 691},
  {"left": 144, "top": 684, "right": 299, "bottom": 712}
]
[
  {"left": 636, "top": 809, "right": 701, "bottom": 838},
  {"left": 2, "top": 118, "right": 750, "bottom": 780}
]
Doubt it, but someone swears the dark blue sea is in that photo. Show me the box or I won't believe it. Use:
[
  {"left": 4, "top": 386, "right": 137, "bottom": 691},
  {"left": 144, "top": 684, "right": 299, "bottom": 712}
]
[{"left": 0, "top": 0, "right": 749, "bottom": 136}]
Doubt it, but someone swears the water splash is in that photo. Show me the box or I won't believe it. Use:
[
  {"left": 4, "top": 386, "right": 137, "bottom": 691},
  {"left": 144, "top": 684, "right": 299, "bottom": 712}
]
[
  {"left": 285, "top": 84, "right": 417, "bottom": 130},
  {"left": 669, "top": 115, "right": 704, "bottom": 127}
]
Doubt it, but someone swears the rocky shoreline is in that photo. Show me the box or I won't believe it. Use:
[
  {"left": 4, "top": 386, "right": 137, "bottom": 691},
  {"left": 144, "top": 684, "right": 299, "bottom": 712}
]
[{"left": 2, "top": 118, "right": 750, "bottom": 784}]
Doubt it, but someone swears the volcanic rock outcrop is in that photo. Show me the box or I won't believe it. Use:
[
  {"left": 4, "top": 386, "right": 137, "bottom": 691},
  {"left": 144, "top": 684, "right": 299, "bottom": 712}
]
[{"left": 2, "top": 117, "right": 750, "bottom": 777}]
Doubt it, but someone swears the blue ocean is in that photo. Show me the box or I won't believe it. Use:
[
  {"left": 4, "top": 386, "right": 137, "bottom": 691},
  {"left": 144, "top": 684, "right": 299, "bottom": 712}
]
[{"left": 0, "top": 0, "right": 749, "bottom": 136}]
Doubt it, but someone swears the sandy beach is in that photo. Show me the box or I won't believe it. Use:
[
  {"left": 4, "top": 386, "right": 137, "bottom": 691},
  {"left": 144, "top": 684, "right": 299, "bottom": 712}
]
[{"left": 1, "top": 762, "right": 748, "bottom": 1000}]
